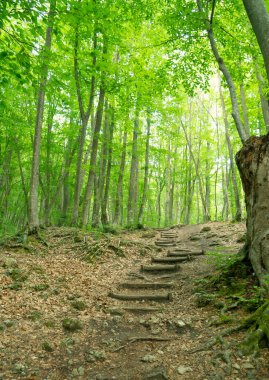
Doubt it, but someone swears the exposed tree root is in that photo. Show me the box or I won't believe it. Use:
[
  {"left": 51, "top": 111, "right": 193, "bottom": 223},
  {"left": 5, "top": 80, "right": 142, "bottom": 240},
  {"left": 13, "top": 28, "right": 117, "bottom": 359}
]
[
  {"left": 190, "top": 301, "right": 269, "bottom": 354},
  {"left": 240, "top": 300, "right": 269, "bottom": 354}
]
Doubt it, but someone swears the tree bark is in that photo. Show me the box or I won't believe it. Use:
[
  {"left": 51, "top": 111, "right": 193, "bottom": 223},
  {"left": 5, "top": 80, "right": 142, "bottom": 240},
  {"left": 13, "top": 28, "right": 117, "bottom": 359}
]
[
  {"left": 101, "top": 107, "right": 114, "bottom": 226},
  {"left": 28, "top": 0, "right": 56, "bottom": 231},
  {"left": 81, "top": 84, "right": 105, "bottom": 227},
  {"left": 138, "top": 115, "right": 151, "bottom": 225},
  {"left": 236, "top": 135, "right": 269, "bottom": 293},
  {"left": 71, "top": 29, "right": 97, "bottom": 225},
  {"left": 127, "top": 109, "right": 139, "bottom": 225},
  {"left": 240, "top": 83, "right": 250, "bottom": 138},
  {"left": 114, "top": 129, "right": 127, "bottom": 225},
  {"left": 219, "top": 81, "right": 242, "bottom": 221}
]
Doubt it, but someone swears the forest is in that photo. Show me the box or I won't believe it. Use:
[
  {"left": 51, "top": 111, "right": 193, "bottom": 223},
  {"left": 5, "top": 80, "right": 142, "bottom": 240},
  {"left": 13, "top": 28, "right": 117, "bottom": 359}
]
[{"left": 1, "top": 0, "right": 269, "bottom": 379}]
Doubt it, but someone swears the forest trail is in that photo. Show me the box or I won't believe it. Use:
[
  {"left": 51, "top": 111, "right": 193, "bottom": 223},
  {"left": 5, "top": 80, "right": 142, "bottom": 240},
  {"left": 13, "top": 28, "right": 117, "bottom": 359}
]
[{"left": 0, "top": 222, "right": 269, "bottom": 379}]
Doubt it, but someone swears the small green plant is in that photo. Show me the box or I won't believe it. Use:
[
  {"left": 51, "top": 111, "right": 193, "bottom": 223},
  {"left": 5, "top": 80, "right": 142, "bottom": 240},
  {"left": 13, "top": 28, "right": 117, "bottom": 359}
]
[
  {"left": 27, "top": 311, "right": 42, "bottom": 321},
  {"left": 42, "top": 341, "right": 54, "bottom": 352},
  {"left": 6, "top": 267, "right": 28, "bottom": 283},
  {"left": 44, "top": 319, "right": 55, "bottom": 328},
  {"left": 71, "top": 300, "right": 87, "bottom": 311},
  {"left": 32, "top": 283, "right": 49, "bottom": 291},
  {"left": 62, "top": 318, "right": 82, "bottom": 332}
]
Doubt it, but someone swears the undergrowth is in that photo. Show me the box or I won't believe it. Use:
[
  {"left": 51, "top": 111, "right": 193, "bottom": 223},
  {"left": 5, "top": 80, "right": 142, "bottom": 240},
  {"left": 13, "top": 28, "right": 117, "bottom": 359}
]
[{"left": 194, "top": 249, "right": 268, "bottom": 353}]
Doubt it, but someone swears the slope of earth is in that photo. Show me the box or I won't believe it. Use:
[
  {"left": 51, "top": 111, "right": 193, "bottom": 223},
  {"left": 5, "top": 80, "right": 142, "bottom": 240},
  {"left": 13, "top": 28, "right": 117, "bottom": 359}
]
[{"left": 0, "top": 222, "right": 268, "bottom": 380}]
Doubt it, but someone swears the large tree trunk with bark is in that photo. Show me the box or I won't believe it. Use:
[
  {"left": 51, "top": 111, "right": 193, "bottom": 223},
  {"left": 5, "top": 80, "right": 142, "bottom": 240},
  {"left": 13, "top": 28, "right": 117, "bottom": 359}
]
[{"left": 236, "top": 134, "right": 269, "bottom": 293}]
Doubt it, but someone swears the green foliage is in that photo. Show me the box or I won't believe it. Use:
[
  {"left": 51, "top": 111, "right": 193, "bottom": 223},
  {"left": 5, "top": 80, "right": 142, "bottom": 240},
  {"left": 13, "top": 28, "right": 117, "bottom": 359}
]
[{"left": 62, "top": 318, "right": 82, "bottom": 332}]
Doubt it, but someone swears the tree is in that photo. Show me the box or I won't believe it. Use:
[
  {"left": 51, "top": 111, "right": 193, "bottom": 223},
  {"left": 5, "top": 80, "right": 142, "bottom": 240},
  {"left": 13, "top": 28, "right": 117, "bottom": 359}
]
[{"left": 28, "top": 0, "right": 56, "bottom": 231}]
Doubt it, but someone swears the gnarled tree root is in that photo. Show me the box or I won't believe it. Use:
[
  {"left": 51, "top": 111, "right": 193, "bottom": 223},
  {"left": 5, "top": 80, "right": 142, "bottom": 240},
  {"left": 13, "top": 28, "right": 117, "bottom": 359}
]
[{"left": 240, "top": 300, "right": 269, "bottom": 354}]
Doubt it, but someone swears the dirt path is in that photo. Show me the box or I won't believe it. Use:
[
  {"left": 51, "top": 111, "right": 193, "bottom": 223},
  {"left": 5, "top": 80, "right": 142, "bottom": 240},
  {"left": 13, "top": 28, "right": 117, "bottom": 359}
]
[{"left": 0, "top": 222, "right": 268, "bottom": 379}]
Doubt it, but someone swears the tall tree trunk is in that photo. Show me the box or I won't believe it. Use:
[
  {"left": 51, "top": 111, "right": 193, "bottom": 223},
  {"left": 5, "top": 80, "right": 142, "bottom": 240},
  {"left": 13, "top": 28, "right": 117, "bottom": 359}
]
[
  {"left": 138, "top": 115, "right": 151, "bottom": 225},
  {"left": 92, "top": 105, "right": 109, "bottom": 227},
  {"left": 243, "top": 0, "right": 269, "bottom": 85},
  {"left": 71, "top": 29, "right": 97, "bottom": 225},
  {"left": 114, "top": 130, "right": 127, "bottom": 225},
  {"left": 81, "top": 85, "right": 105, "bottom": 227},
  {"left": 219, "top": 81, "right": 242, "bottom": 221},
  {"left": 197, "top": 0, "right": 247, "bottom": 143},
  {"left": 127, "top": 111, "right": 139, "bottom": 225},
  {"left": 101, "top": 108, "right": 114, "bottom": 226},
  {"left": 255, "top": 67, "right": 269, "bottom": 131},
  {"left": 28, "top": 0, "right": 56, "bottom": 231},
  {"left": 240, "top": 83, "right": 250, "bottom": 138}
]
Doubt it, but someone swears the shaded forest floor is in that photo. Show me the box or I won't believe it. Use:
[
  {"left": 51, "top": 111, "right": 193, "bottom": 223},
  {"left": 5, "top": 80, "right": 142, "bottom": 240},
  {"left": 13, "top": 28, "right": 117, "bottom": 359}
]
[{"left": 0, "top": 222, "right": 269, "bottom": 380}]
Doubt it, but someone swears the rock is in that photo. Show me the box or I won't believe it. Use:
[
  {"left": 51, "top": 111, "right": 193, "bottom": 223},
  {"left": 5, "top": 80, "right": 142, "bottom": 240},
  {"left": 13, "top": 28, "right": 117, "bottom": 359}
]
[
  {"left": 112, "top": 316, "right": 122, "bottom": 322},
  {"left": 143, "top": 366, "right": 168, "bottom": 379},
  {"left": 200, "top": 226, "right": 211, "bottom": 232},
  {"left": 142, "top": 354, "right": 157, "bottom": 363},
  {"left": 150, "top": 316, "right": 160, "bottom": 324},
  {"left": 175, "top": 319, "right": 186, "bottom": 327},
  {"left": 177, "top": 365, "right": 193, "bottom": 375},
  {"left": 232, "top": 363, "right": 240, "bottom": 370},
  {"left": 242, "top": 363, "right": 255, "bottom": 370},
  {"left": 189, "top": 235, "right": 200, "bottom": 241},
  {"left": 4, "top": 319, "right": 15, "bottom": 327},
  {"left": 85, "top": 350, "right": 106, "bottom": 362}
]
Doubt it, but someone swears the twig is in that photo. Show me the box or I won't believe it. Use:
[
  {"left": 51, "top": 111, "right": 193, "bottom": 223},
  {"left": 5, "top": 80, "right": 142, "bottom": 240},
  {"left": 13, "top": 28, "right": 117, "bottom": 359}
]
[{"left": 112, "top": 336, "right": 174, "bottom": 352}]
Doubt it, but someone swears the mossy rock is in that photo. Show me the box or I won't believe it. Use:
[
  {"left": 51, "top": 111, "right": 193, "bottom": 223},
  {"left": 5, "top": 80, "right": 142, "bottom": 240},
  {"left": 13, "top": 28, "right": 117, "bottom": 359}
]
[
  {"left": 200, "top": 226, "right": 211, "bottom": 233},
  {"left": 62, "top": 318, "right": 82, "bottom": 332}
]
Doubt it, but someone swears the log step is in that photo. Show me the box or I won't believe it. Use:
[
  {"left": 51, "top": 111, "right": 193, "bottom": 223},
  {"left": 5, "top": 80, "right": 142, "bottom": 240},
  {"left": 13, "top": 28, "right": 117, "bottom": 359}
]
[
  {"left": 168, "top": 250, "right": 204, "bottom": 257},
  {"left": 155, "top": 242, "right": 176, "bottom": 247},
  {"left": 152, "top": 256, "right": 189, "bottom": 264},
  {"left": 108, "top": 306, "right": 162, "bottom": 314},
  {"left": 120, "top": 281, "right": 173, "bottom": 289},
  {"left": 156, "top": 239, "right": 176, "bottom": 244},
  {"left": 108, "top": 292, "right": 172, "bottom": 302},
  {"left": 161, "top": 233, "right": 177, "bottom": 237},
  {"left": 141, "top": 264, "right": 180, "bottom": 272}
]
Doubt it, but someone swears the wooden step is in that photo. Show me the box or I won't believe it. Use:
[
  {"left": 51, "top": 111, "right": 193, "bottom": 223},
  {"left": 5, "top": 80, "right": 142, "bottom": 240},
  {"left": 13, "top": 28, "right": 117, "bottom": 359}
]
[
  {"left": 141, "top": 264, "right": 180, "bottom": 272},
  {"left": 156, "top": 238, "right": 176, "bottom": 242},
  {"left": 108, "top": 306, "right": 162, "bottom": 314},
  {"left": 152, "top": 256, "right": 189, "bottom": 264},
  {"left": 155, "top": 241, "right": 176, "bottom": 247},
  {"left": 120, "top": 281, "right": 173, "bottom": 289},
  {"left": 167, "top": 249, "right": 204, "bottom": 257},
  {"left": 108, "top": 292, "right": 172, "bottom": 302}
]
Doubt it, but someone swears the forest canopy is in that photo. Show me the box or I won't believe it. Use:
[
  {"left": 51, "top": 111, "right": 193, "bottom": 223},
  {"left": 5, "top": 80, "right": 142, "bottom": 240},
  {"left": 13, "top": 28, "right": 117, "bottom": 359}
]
[{"left": 0, "top": 0, "right": 268, "bottom": 235}]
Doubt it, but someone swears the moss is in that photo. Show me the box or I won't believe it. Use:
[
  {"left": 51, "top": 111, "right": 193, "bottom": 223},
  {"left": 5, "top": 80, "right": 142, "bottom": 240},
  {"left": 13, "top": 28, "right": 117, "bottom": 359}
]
[{"left": 240, "top": 301, "right": 269, "bottom": 354}]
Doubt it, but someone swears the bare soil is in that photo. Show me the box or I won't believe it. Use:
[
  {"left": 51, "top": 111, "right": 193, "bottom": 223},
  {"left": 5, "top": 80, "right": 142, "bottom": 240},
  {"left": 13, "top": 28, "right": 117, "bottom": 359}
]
[{"left": 0, "top": 222, "right": 268, "bottom": 380}]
